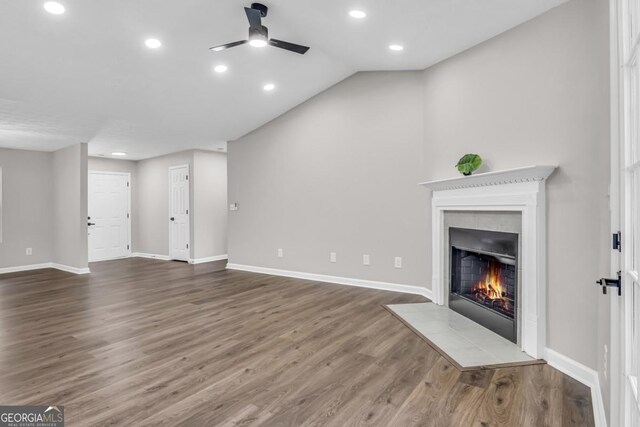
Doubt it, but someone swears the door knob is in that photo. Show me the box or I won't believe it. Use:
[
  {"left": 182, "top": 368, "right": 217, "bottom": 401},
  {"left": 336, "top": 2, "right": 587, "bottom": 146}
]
[
  {"left": 170, "top": 217, "right": 175, "bottom": 221},
  {"left": 596, "top": 271, "right": 622, "bottom": 295}
]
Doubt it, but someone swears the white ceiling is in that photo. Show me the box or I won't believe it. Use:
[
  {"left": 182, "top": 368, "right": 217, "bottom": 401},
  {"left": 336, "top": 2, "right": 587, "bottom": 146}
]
[{"left": 0, "top": 0, "right": 566, "bottom": 160}]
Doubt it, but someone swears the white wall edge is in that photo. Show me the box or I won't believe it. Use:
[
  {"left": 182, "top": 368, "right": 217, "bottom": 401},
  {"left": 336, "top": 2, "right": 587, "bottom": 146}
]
[
  {"left": 545, "top": 348, "right": 607, "bottom": 427},
  {"left": 226, "top": 263, "right": 433, "bottom": 300},
  {"left": 0, "top": 263, "right": 90, "bottom": 275},
  {"left": 189, "top": 254, "right": 228, "bottom": 264},
  {"left": 131, "top": 252, "right": 172, "bottom": 261}
]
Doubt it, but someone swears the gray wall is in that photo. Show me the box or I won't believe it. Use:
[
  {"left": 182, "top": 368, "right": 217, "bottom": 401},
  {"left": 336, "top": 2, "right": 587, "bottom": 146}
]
[
  {"left": 228, "top": 71, "right": 428, "bottom": 284},
  {"left": 0, "top": 148, "right": 53, "bottom": 268},
  {"left": 88, "top": 157, "right": 139, "bottom": 251},
  {"left": 136, "top": 150, "right": 195, "bottom": 257},
  {"left": 193, "top": 150, "right": 228, "bottom": 259},
  {"left": 52, "top": 143, "right": 89, "bottom": 269},
  {"left": 228, "top": 0, "right": 610, "bottom": 379}
]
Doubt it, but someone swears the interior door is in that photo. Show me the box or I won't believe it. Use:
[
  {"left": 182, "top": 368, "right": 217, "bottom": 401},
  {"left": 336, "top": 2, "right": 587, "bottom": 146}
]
[
  {"left": 615, "top": 0, "right": 640, "bottom": 424},
  {"left": 169, "top": 165, "right": 190, "bottom": 261},
  {"left": 88, "top": 172, "right": 131, "bottom": 262}
]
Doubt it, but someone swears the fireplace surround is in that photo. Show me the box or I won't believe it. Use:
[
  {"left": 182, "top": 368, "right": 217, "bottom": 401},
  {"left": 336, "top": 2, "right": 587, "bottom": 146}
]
[{"left": 420, "top": 165, "right": 556, "bottom": 359}]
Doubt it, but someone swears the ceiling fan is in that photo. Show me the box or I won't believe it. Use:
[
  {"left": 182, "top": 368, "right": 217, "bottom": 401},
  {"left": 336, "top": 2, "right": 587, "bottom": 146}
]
[{"left": 210, "top": 3, "right": 310, "bottom": 55}]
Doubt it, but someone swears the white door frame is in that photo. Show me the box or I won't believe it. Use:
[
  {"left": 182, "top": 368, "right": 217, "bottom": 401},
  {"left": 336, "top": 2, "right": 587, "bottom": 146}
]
[
  {"left": 610, "top": 1, "right": 623, "bottom": 425},
  {"left": 88, "top": 170, "right": 132, "bottom": 261},
  {"left": 610, "top": 0, "right": 640, "bottom": 424},
  {"left": 168, "top": 164, "right": 191, "bottom": 261}
]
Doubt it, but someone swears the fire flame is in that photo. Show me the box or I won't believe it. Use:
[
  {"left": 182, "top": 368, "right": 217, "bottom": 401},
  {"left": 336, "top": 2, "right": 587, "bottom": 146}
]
[{"left": 472, "top": 262, "right": 507, "bottom": 302}]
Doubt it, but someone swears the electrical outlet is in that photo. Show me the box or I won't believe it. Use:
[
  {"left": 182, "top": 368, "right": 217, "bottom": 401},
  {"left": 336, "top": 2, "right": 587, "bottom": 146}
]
[
  {"left": 363, "top": 254, "right": 370, "bottom": 266},
  {"left": 394, "top": 257, "right": 402, "bottom": 268},
  {"left": 277, "top": 248, "right": 284, "bottom": 258},
  {"left": 330, "top": 252, "right": 337, "bottom": 263},
  {"left": 26, "top": 248, "right": 32, "bottom": 256}
]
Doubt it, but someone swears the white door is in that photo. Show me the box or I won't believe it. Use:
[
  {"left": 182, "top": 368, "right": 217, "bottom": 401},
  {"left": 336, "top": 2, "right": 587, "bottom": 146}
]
[
  {"left": 88, "top": 172, "right": 131, "bottom": 262},
  {"left": 613, "top": 0, "right": 640, "bottom": 424},
  {"left": 169, "top": 165, "right": 190, "bottom": 261}
]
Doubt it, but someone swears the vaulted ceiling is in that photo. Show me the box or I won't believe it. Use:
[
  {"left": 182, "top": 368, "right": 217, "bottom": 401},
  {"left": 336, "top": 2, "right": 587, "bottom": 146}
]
[{"left": 0, "top": 0, "right": 566, "bottom": 160}]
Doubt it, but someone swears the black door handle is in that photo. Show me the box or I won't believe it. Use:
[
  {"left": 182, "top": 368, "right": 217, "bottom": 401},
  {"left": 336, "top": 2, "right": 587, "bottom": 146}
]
[
  {"left": 170, "top": 217, "right": 175, "bottom": 221},
  {"left": 596, "top": 271, "right": 622, "bottom": 295},
  {"left": 88, "top": 222, "right": 96, "bottom": 226}
]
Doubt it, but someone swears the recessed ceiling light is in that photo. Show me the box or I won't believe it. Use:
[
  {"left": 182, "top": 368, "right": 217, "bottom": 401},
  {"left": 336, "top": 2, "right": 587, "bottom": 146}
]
[
  {"left": 145, "top": 38, "right": 162, "bottom": 49},
  {"left": 389, "top": 44, "right": 404, "bottom": 51},
  {"left": 263, "top": 83, "right": 275, "bottom": 91},
  {"left": 43, "top": 2, "right": 65, "bottom": 15},
  {"left": 111, "top": 152, "right": 127, "bottom": 156},
  {"left": 349, "top": 10, "right": 366, "bottom": 19},
  {"left": 214, "top": 64, "right": 228, "bottom": 73}
]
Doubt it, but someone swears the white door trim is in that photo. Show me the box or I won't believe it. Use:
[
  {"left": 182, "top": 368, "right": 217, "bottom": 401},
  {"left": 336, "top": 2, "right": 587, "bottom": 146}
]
[
  {"left": 88, "top": 170, "right": 132, "bottom": 262},
  {"left": 609, "top": 0, "right": 623, "bottom": 425},
  {"left": 168, "top": 164, "right": 191, "bottom": 261},
  {"left": 610, "top": 0, "right": 640, "bottom": 424}
]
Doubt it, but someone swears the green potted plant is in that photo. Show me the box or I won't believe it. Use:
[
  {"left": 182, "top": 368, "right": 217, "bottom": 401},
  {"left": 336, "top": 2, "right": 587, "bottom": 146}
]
[{"left": 455, "top": 154, "right": 482, "bottom": 176}]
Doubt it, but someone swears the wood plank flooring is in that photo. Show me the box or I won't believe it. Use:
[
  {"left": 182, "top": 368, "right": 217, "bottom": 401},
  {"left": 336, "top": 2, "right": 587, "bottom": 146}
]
[{"left": 0, "top": 258, "right": 594, "bottom": 426}]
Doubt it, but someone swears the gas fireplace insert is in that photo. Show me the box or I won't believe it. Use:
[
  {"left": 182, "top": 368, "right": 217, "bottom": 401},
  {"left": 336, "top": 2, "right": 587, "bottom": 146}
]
[{"left": 449, "top": 227, "right": 518, "bottom": 343}]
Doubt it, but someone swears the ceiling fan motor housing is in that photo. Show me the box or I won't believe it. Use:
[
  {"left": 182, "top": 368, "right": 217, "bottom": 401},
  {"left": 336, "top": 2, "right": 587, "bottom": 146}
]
[
  {"left": 251, "top": 3, "right": 268, "bottom": 18},
  {"left": 249, "top": 25, "right": 268, "bottom": 40}
]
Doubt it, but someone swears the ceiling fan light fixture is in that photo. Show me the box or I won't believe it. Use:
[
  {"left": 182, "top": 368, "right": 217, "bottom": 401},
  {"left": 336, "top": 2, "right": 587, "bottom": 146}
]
[
  {"left": 249, "top": 38, "right": 268, "bottom": 48},
  {"left": 249, "top": 26, "right": 269, "bottom": 48},
  {"left": 210, "top": 4, "right": 309, "bottom": 55}
]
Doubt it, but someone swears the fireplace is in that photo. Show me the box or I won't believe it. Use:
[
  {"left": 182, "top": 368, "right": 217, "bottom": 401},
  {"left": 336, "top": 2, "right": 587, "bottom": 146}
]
[{"left": 449, "top": 227, "right": 518, "bottom": 343}]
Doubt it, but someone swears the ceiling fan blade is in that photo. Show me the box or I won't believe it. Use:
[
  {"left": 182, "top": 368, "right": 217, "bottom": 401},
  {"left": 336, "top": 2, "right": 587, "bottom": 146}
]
[
  {"left": 268, "top": 39, "right": 310, "bottom": 55},
  {"left": 210, "top": 40, "right": 248, "bottom": 51},
  {"left": 244, "top": 7, "right": 262, "bottom": 30}
]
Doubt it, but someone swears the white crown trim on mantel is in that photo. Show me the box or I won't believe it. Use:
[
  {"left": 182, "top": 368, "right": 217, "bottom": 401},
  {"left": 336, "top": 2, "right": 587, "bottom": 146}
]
[{"left": 418, "top": 165, "right": 557, "bottom": 191}]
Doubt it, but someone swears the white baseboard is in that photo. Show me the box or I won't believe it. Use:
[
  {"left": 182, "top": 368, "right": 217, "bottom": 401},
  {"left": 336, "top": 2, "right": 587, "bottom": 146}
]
[
  {"left": 0, "top": 263, "right": 53, "bottom": 275},
  {"left": 50, "top": 263, "right": 91, "bottom": 275},
  {"left": 189, "top": 254, "right": 228, "bottom": 265},
  {"left": 0, "top": 263, "right": 90, "bottom": 275},
  {"left": 226, "top": 263, "right": 433, "bottom": 300},
  {"left": 131, "top": 252, "right": 171, "bottom": 261},
  {"left": 545, "top": 348, "right": 607, "bottom": 427}
]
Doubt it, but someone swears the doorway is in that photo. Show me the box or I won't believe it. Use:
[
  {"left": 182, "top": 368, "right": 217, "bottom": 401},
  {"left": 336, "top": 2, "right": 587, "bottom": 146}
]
[
  {"left": 169, "top": 165, "right": 190, "bottom": 261},
  {"left": 88, "top": 171, "right": 131, "bottom": 262}
]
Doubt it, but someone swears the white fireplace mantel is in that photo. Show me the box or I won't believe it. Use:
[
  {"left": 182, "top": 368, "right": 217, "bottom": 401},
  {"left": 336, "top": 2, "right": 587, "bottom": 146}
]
[
  {"left": 419, "top": 165, "right": 556, "bottom": 359},
  {"left": 419, "top": 165, "right": 557, "bottom": 191}
]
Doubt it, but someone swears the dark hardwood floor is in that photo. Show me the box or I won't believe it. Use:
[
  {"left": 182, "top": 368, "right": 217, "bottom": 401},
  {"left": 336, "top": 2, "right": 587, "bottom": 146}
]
[{"left": 0, "top": 258, "right": 594, "bottom": 426}]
